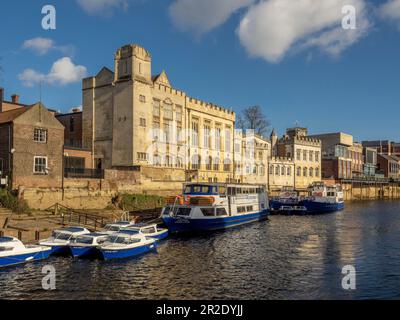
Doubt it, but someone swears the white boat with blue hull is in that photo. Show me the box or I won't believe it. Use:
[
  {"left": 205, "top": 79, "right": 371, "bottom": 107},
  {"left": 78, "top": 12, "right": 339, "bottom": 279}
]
[
  {"left": 0, "top": 237, "right": 52, "bottom": 268},
  {"left": 69, "top": 233, "right": 109, "bottom": 258},
  {"left": 39, "top": 227, "right": 91, "bottom": 255},
  {"left": 300, "top": 183, "right": 345, "bottom": 214},
  {"left": 161, "top": 183, "right": 269, "bottom": 233},
  {"left": 121, "top": 223, "right": 169, "bottom": 241},
  {"left": 269, "top": 188, "right": 301, "bottom": 211},
  {"left": 99, "top": 232, "right": 157, "bottom": 260}
]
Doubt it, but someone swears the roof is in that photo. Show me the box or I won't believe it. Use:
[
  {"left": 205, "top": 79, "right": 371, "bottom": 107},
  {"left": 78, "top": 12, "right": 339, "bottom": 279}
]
[
  {"left": 0, "top": 107, "right": 31, "bottom": 124},
  {"left": 379, "top": 154, "right": 400, "bottom": 162}
]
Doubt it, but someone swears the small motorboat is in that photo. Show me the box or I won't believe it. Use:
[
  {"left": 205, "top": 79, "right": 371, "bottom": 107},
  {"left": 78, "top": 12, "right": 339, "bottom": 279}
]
[
  {"left": 102, "top": 221, "right": 135, "bottom": 234},
  {"left": 39, "top": 227, "right": 91, "bottom": 255},
  {"left": 276, "top": 205, "right": 308, "bottom": 215},
  {"left": 98, "top": 232, "right": 157, "bottom": 260},
  {"left": 69, "top": 233, "right": 109, "bottom": 258},
  {"left": 0, "top": 237, "right": 52, "bottom": 268},
  {"left": 121, "top": 223, "right": 169, "bottom": 241}
]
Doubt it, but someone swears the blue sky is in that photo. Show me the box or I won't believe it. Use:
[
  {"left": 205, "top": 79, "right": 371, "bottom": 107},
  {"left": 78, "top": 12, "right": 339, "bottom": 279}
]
[{"left": 0, "top": 0, "right": 399, "bottom": 141}]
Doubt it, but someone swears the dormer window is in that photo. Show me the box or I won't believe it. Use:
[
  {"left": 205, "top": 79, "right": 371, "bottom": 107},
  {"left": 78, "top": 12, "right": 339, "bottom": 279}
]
[{"left": 34, "top": 128, "right": 47, "bottom": 143}]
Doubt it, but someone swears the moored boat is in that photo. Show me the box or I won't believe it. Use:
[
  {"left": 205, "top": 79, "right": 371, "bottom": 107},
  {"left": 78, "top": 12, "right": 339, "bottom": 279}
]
[
  {"left": 0, "top": 237, "right": 52, "bottom": 268},
  {"left": 102, "top": 221, "right": 135, "bottom": 234},
  {"left": 300, "top": 183, "right": 345, "bottom": 214},
  {"left": 269, "top": 187, "right": 301, "bottom": 211},
  {"left": 161, "top": 183, "right": 269, "bottom": 234},
  {"left": 99, "top": 232, "right": 157, "bottom": 260},
  {"left": 121, "top": 223, "right": 168, "bottom": 241},
  {"left": 69, "top": 233, "right": 109, "bottom": 258},
  {"left": 39, "top": 227, "right": 91, "bottom": 255}
]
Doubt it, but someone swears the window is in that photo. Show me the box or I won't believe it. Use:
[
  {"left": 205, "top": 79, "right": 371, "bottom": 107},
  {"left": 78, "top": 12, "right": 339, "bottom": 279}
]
[
  {"left": 213, "top": 158, "right": 220, "bottom": 171},
  {"left": 163, "top": 121, "right": 172, "bottom": 143},
  {"left": 34, "top": 157, "right": 47, "bottom": 174},
  {"left": 176, "top": 122, "right": 183, "bottom": 143},
  {"left": 281, "top": 166, "right": 285, "bottom": 176},
  {"left": 224, "top": 159, "right": 231, "bottom": 172},
  {"left": 216, "top": 208, "right": 227, "bottom": 216},
  {"left": 275, "top": 166, "right": 279, "bottom": 175},
  {"left": 303, "top": 150, "right": 307, "bottom": 161},
  {"left": 309, "top": 151, "right": 314, "bottom": 162},
  {"left": 69, "top": 118, "right": 75, "bottom": 132},
  {"left": 297, "top": 167, "right": 301, "bottom": 176},
  {"left": 139, "top": 118, "right": 146, "bottom": 127},
  {"left": 315, "top": 151, "right": 320, "bottom": 162},
  {"left": 191, "top": 154, "right": 200, "bottom": 170},
  {"left": 164, "top": 102, "right": 173, "bottom": 120},
  {"left": 225, "top": 127, "right": 231, "bottom": 151},
  {"left": 303, "top": 167, "right": 308, "bottom": 177},
  {"left": 260, "top": 165, "right": 265, "bottom": 176},
  {"left": 191, "top": 120, "right": 199, "bottom": 147},
  {"left": 315, "top": 167, "right": 320, "bottom": 177},
  {"left": 64, "top": 157, "right": 84, "bottom": 169},
  {"left": 34, "top": 128, "right": 47, "bottom": 143},
  {"left": 270, "top": 165, "right": 274, "bottom": 175},
  {"left": 137, "top": 153, "right": 148, "bottom": 161},
  {"left": 176, "top": 157, "right": 183, "bottom": 168},
  {"left": 204, "top": 123, "right": 211, "bottom": 148},
  {"left": 287, "top": 167, "right": 291, "bottom": 176},
  {"left": 206, "top": 156, "right": 212, "bottom": 171},
  {"left": 297, "top": 149, "right": 301, "bottom": 160},
  {"left": 309, "top": 167, "right": 314, "bottom": 177},
  {"left": 153, "top": 100, "right": 160, "bottom": 117},
  {"left": 153, "top": 154, "right": 161, "bottom": 166},
  {"left": 152, "top": 118, "right": 160, "bottom": 140},
  {"left": 176, "top": 105, "right": 183, "bottom": 122},
  {"left": 201, "top": 208, "right": 215, "bottom": 217},
  {"left": 215, "top": 127, "right": 221, "bottom": 150},
  {"left": 139, "top": 95, "right": 146, "bottom": 103}
]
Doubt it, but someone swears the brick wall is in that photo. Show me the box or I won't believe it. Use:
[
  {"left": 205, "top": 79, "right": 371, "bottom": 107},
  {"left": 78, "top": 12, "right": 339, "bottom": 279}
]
[{"left": 0, "top": 124, "right": 11, "bottom": 178}]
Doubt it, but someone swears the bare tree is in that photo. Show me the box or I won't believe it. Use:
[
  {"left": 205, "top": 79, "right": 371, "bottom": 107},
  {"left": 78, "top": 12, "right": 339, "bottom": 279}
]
[{"left": 236, "top": 106, "right": 270, "bottom": 137}]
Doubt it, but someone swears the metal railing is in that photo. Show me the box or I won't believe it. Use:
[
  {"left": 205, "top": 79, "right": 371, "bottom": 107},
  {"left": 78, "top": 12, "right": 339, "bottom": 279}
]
[{"left": 64, "top": 168, "right": 104, "bottom": 179}]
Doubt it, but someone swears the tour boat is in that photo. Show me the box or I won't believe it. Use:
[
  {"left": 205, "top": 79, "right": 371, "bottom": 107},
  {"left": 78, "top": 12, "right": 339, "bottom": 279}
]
[
  {"left": 121, "top": 223, "right": 169, "bottom": 241},
  {"left": 269, "top": 187, "right": 301, "bottom": 211},
  {"left": 0, "top": 237, "right": 52, "bottom": 268},
  {"left": 39, "top": 227, "right": 91, "bottom": 255},
  {"left": 161, "top": 183, "right": 269, "bottom": 233},
  {"left": 102, "top": 221, "right": 135, "bottom": 234},
  {"left": 300, "top": 183, "right": 345, "bottom": 214},
  {"left": 98, "top": 232, "right": 157, "bottom": 260},
  {"left": 69, "top": 233, "right": 109, "bottom": 258}
]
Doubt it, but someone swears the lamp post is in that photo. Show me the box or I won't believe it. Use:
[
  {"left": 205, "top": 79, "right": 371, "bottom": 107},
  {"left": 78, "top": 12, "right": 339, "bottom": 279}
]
[{"left": 8, "top": 148, "right": 15, "bottom": 191}]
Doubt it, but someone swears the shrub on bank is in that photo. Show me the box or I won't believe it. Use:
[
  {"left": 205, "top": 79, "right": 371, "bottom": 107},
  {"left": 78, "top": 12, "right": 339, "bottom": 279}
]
[
  {"left": 0, "top": 189, "right": 30, "bottom": 214},
  {"left": 115, "top": 193, "right": 165, "bottom": 211}
]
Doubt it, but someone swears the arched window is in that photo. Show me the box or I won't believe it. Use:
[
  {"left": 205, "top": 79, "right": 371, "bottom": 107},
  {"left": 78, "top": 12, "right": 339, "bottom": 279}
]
[
  {"left": 303, "top": 167, "right": 308, "bottom": 177},
  {"left": 191, "top": 154, "right": 200, "bottom": 170},
  {"left": 270, "top": 165, "right": 274, "bottom": 175},
  {"left": 297, "top": 167, "right": 301, "bottom": 177},
  {"left": 281, "top": 166, "right": 285, "bottom": 176},
  {"left": 315, "top": 167, "right": 320, "bottom": 177},
  {"left": 287, "top": 167, "right": 291, "bottom": 176},
  {"left": 177, "top": 156, "right": 183, "bottom": 168},
  {"left": 275, "top": 166, "right": 280, "bottom": 175},
  {"left": 213, "top": 158, "right": 220, "bottom": 171},
  {"left": 206, "top": 156, "right": 213, "bottom": 171},
  {"left": 224, "top": 158, "right": 232, "bottom": 172},
  {"left": 309, "top": 167, "right": 314, "bottom": 177}
]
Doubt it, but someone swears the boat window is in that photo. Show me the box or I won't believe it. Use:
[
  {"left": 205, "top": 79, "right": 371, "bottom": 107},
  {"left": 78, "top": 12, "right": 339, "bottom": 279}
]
[
  {"left": 141, "top": 227, "right": 156, "bottom": 234},
  {"left": 201, "top": 208, "right": 215, "bottom": 216},
  {"left": 0, "top": 237, "right": 14, "bottom": 243},
  {"left": 74, "top": 236, "right": 94, "bottom": 245},
  {"left": 227, "top": 187, "right": 236, "bottom": 196},
  {"left": 237, "top": 206, "right": 246, "bottom": 213},
  {"left": 216, "top": 208, "right": 227, "bottom": 216},
  {"left": 247, "top": 206, "right": 254, "bottom": 212},
  {"left": 177, "top": 207, "right": 191, "bottom": 216},
  {"left": 218, "top": 186, "right": 226, "bottom": 195},
  {"left": 0, "top": 246, "right": 14, "bottom": 252},
  {"left": 193, "top": 186, "right": 202, "bottom": 193},
  {"left": 53, "top": 232, "right": 72, "bottom": 241},
  {"left": 105, "top": 225, "right": 121, "bottom": 232}
]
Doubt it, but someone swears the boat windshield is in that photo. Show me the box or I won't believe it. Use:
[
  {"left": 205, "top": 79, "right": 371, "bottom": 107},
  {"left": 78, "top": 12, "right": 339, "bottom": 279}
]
[
  {"left": 108, "top": 235, "right": 141, "bottom": 245},
  {"left": 0, "top": 246, "right": 14, "bottom": 252},
  {"left": 105, "top": 225, "right": 121, "bottom": 232},
  {"left": 52, "top": 232, "right": 72, "bottom": 241},
  {"left": 74, "top": 236, "right": 94, "bottom": 245}
]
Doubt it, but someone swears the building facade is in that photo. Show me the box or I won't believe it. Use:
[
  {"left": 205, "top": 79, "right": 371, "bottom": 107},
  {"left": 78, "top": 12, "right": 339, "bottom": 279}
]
[
  {"left": 275, "top": 128, "right": 322, "bottom": 189},
  {"left": 0, "top": 103, "right": 64, "bottom": 189},
  {"left": 82, "top": 44, "right": 236, "bottom": 183},
  {"left": 377, "top": 154, "right": 400, "bottom": 179},
  {"left": 268, "top": 157, "right": 295, "bottom": 190}
]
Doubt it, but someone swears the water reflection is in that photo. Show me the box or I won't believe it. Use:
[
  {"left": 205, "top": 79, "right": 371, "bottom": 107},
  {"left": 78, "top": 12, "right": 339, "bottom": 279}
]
[{"left": 1, "top": 200, "right": 400, "bottom": 300}]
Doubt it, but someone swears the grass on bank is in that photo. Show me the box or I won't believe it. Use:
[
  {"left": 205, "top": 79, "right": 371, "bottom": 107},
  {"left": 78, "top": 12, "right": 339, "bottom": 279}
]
[
  {"left": 108, "top": 193, "right": 165, "bottom": 211},
  {"left": 0, "top": 189, "right": 30, "bottom": 214}
]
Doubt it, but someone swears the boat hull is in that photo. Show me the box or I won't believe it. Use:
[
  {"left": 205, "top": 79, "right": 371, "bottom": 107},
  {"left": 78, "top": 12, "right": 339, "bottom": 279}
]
[
  {"left": 69, "top": 246, "right": 98, "bottom": 258},
  {"left": 300, "top": 200, "right": 345, "bottom": 214},
  {"left": 162, "top": 210, "right": 269, "bottom": 233},
  {"left": 100, "top": 243, "right": 157, "bottom": 260},
  {"left": 150, "top": 229, "right": 169, "bottom": 241},
  {"left": 270, "top": 199, "right": 299, "bottom": 211},
  {"left": 0, "top": 249, "right": 52, "bottom": 268}
]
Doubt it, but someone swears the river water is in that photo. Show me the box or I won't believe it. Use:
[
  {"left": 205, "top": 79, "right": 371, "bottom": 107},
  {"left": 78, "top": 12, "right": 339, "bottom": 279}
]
[{"left": 1, "top": 200, "right": 400, "bottom": 300}]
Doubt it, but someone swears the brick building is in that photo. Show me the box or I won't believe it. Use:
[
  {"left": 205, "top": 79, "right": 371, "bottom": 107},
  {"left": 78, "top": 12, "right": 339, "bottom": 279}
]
[
  {"left": 377, "top": 154, "right": 400, "bottom": 179},
  {"left": 0, "top": 102, "right": 64, "bottom": 189}
]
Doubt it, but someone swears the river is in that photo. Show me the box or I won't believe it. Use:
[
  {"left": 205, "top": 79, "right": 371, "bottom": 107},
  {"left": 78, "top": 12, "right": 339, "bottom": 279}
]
[{"left": 1, "top": 200, "right": 399, "bottom": 300}]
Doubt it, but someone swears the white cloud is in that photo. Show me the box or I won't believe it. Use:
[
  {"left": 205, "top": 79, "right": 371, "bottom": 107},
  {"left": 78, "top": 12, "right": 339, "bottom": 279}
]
[
  {"left": 23, "top": 37, "right": 75, "bottom": 56},
  {"left": 19, "top": 57, "right": 87, "bottom": 87},
  {"left": 76, "top": 0, "right": 129, "bottom": 15},
  {"left": 169, "top": 0, "right": 255, "bottom": 35},
  {"left": 379, "top": 0, "right": 400, "bottom": 22},
  {"left": 237, "top": 0, "right": 371, "bottom": 63}
]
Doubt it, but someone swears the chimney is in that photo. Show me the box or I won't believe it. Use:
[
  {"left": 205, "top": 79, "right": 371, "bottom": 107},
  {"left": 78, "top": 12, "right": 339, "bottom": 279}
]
[
  {"left": 0, "top": 87, "right": 4, "bottom": 112},
  {"left": 11, "top": 94, "right": 20, "bottom": 104}
]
